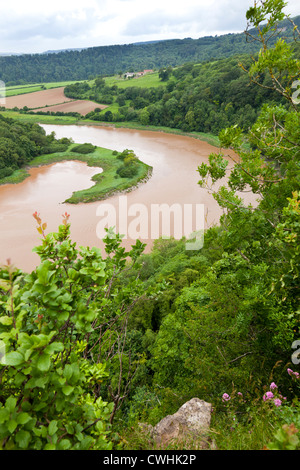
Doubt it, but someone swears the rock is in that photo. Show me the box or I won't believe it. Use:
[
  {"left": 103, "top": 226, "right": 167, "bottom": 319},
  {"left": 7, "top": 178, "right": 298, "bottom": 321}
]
[{"left": 153, "top": 398, "right": 212, "bottom": 449}]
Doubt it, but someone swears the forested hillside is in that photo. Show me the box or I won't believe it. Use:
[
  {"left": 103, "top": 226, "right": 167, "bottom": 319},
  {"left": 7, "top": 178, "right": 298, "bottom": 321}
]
[
  {"left": 0, "top": 114, "right": 72, "bottom": 179},
  {"left": 64, "top": 50, "right": 296, "bottom": 135},
  {"left": 0, "top": 0, "right": 299, "bottom": 451},
  {"left": 0, "top": 15, "right": 299, "bottom": 85}
]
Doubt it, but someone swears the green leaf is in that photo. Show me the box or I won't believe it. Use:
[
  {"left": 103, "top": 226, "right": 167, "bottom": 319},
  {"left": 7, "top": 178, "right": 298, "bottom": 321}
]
[
  {"left": 7, "top": 419, "right": 18, "bottom": 433},
  {"left": 36, "top": 353, "right": 51, "bottom": 372},
  {"left": 63, "top": 364, "right": 73, "bottom": 381},
  {"left": 15, "top": 430, "right": 31, "bottom": 449},
  {"left": 25, "top": 376, "right": 49, "bottom": 389},
  {"left": 0, "top": 409, "right": 9, "bottom": 423},
  {"left": 48, "top": 420, "right": 58, "bottom": 436},
  {"left": 44, "top": 443, "right": 56, "bottom": 450},
  {"left": 5, "top": 397, "right": 17, "bottom": 412},
  {"left": 16, "top": 412, "right": 31, "bottom": 425},
  {"left": 0, "top": 316, "right": 13, "bottom": 325},
  {"left": 4, "top": 351, "right": 24, "bottom": 366},
  {"left": 62, "top": 385, "right": 74, "bottom": 396},
  {"left": 57, "top": 438, "right": 71, "bottom": 450},
  {"left": 68, "top": 268, "right": 78, "bottom": 280},
  {"left": 44, "top": 341, "right": 64, "bottom": 355}
]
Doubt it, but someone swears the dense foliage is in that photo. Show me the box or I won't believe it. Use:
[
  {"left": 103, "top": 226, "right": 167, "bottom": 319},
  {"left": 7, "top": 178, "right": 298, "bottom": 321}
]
[
  {"left": 0, "top": 16, "right": 299, "bottom": 85},
  {"left": 123, "top": 0, "right": 300, "bottom": 443},
  {"left": 0, "top": 217, "right": 156, "bottom": 449},
  {"left": 0, "top": 0, "right": 299, "bottom": 451},
  {"left": 65, "top": 45, "right": 299, "bottom": 135},
  {"left": 0, "top": 114, "right": 72, "bottom": 179}
]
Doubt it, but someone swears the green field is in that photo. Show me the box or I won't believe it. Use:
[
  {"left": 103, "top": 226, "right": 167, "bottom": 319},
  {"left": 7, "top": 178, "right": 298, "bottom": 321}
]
[
  {"left": 0, "top": 110, "right": 80, "bottom": 124},
  {"left": 4, "top": 74, "right": 161, "bottom": 98},
  {"left": 104, "top": 72, "right": 163, "bottom": 89},
  {"left": 5, "top": 80, "right": 86, "bottom": 97}
]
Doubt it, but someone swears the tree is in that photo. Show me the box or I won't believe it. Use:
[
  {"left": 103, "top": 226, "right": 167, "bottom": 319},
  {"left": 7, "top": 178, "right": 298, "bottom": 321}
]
[
  {"left": 159, "top": 67, "right": 173, "bottom": 82},
  {"left": 197, "top": 0, "right": 300, "bottom": 362},
  {"left": 0, "top": 213, "right": 153, "bottom": 449},
  {"left": 139, "top": 109, "right": 150, "bottom": 126}
]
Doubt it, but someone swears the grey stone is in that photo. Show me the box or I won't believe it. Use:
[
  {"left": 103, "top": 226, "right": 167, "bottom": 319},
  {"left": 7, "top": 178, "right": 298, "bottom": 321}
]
[{"left": 152, "top": 398, "right": 212, "bottom": 449}]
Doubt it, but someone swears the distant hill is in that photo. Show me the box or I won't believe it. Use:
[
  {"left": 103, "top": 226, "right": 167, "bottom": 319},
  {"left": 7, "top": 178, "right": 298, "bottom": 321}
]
[
  {"left": 42, "top": 48, "right": 85, "bottom": 54},
  {"left": 0, "top": 15, "right": 299, "bottom": 85}
]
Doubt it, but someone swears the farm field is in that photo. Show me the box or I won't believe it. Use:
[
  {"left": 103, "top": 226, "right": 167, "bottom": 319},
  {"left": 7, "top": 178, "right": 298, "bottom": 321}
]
[
  {"left": 2, "top": 73, "right": 161, "bottom": 117},
  {"left": 32, "top": 100, "right": 107, "bottom": 115},
  {"left": 6, "top": 85, "right": 46, "bottom": 97},
  {"left": 5, "top": 80, "right": 86, "bottom": 97},
  {"left": 4, "top": 87, "right": 73, "bottom": 109},
  {"left": 3, "top": 86, "right": 101, "bottom": 115},
  {"left": 105, "top": 71, "right": 162, "bottom": 89}
]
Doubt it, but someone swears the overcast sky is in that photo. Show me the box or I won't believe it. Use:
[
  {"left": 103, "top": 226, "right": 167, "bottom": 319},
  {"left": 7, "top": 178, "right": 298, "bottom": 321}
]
[{"left": 1, "top": 0, "right": 299, "bottom": 54}]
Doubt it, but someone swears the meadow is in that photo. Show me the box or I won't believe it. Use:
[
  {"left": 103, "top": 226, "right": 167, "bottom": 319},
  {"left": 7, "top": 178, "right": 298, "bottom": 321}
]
[
  {"left": 105, "top": 71, "right": 162, "bottom": 89},
  {"left": 5, "top": 81, "right": 85, "bottom": 97}
]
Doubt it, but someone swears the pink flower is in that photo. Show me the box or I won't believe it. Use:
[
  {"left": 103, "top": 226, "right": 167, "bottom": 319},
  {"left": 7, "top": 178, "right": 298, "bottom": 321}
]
[
  {"left": 287, "top": 368, "right": 299, "bottom": 379},
  {"left": 270, "top": 382, "right": 277, "bottom": 390},
  {"left": 222, "top": 393, "right": 231, "bottom": 402},
  {"left": 263, "top": 391, "right": 274, "bottom": 401},
  {"left": 273, "top": 399, "right": 282, "bottom": 407}
]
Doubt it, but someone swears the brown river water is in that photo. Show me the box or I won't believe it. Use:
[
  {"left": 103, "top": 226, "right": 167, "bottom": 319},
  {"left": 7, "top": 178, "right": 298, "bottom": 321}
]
[{"left": 0, "top": 124, "right": 256, "bottom": 272}]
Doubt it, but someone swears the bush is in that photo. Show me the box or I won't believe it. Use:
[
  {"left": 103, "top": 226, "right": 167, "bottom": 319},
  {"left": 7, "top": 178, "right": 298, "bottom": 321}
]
[
  {"left": 0, "top": 214, "right": 150, "bottom": 450},
  {"left": 71, "top": 143, "right": 97, "bottom": 154},
  {"left": 116, "top": 164, "right": 138, "bottom": 178},
  {"left": 0, "top": 166, "right": 14, "bottom": 178}
]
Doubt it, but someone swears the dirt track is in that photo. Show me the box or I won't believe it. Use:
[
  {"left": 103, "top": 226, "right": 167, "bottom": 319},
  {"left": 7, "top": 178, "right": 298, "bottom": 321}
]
[{"left": 4, "top": 87, "right": 73, "bottom": 109}]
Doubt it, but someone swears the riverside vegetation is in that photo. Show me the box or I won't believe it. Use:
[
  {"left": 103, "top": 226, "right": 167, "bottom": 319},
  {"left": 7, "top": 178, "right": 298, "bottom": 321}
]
[
  {"left": 0, "top": 0, "right": 300, "bottom": 450},
  {"left": 0, "top": 114, "right": 152, "bottom": 203}
]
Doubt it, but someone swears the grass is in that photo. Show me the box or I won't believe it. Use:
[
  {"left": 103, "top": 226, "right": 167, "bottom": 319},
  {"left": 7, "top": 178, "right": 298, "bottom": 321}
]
[
  {"left": 119, "top": 409, "right": 277, "bottom": 451},
  {"left": 5, "top": 80, "right": 86, "bottom": 97},
  {"left": 0, "top": 110, "right": 80, "bottom": 125},
  {"left": 4, "top": 73, "right": 161, "bottom": 98},
  {"left": 0, "top": 142, "right": 152, "bottom": 204},
  {"left": 0, "top": 168, "right": 30, "bottom": 185},
  {"left": 6, "top": 85, "right": 46, "bottom": 97},
  {"left": 119, "top": 394, "right": 300, "bottom": 451}
]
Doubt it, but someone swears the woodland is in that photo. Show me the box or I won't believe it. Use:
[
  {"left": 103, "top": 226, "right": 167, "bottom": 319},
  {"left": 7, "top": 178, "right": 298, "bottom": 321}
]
[
  {"left": 0, "top": 0, "right": 299, "bottom": 451},
  {"left": 0, "top": 15, "right": 299, "bottom": 85}
]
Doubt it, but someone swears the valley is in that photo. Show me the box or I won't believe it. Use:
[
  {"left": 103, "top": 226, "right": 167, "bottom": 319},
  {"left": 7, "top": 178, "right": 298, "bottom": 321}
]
[{"left": 0, "top": 1, "right": 299, "bottom": 453}]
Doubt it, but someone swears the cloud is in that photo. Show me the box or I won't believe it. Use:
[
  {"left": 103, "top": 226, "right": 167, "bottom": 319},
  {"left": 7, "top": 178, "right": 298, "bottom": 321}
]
[
  {"left": 122, "top": 0, "right": 253, "bottom": 38},
  {"left": 1, "top": 8, "right": 99, "bottom": 41},
  {"left": 0, "top": 0, "right": 299, "bottom": 54}
]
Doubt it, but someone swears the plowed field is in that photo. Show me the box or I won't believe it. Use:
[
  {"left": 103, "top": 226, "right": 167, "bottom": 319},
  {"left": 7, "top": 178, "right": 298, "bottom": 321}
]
[
  {"left": 4, "top": 87, "right": 72, "bottom": 109},
  {"left": 34, "top": 100, "right": 107, "bottom": 115},
  {"left": 4, "top": 87, "right": 105, "bottom": 115}
]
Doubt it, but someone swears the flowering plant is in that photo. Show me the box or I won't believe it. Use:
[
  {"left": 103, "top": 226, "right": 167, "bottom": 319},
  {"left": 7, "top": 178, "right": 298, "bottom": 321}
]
[{"left": 263, "top": 381, "right": 287, "bottom": 408}]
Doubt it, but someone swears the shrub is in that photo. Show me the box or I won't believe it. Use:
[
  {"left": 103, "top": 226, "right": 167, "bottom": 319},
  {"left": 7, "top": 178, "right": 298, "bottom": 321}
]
[
  {"left": 116, "top": 164, "right": 138, "bottom": 178},
  {"left": 0, "top": 213, "right": 150, "bottom": 449},
  {"left": 71, "top": 143, "right": 96, "bottom": 154}
]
